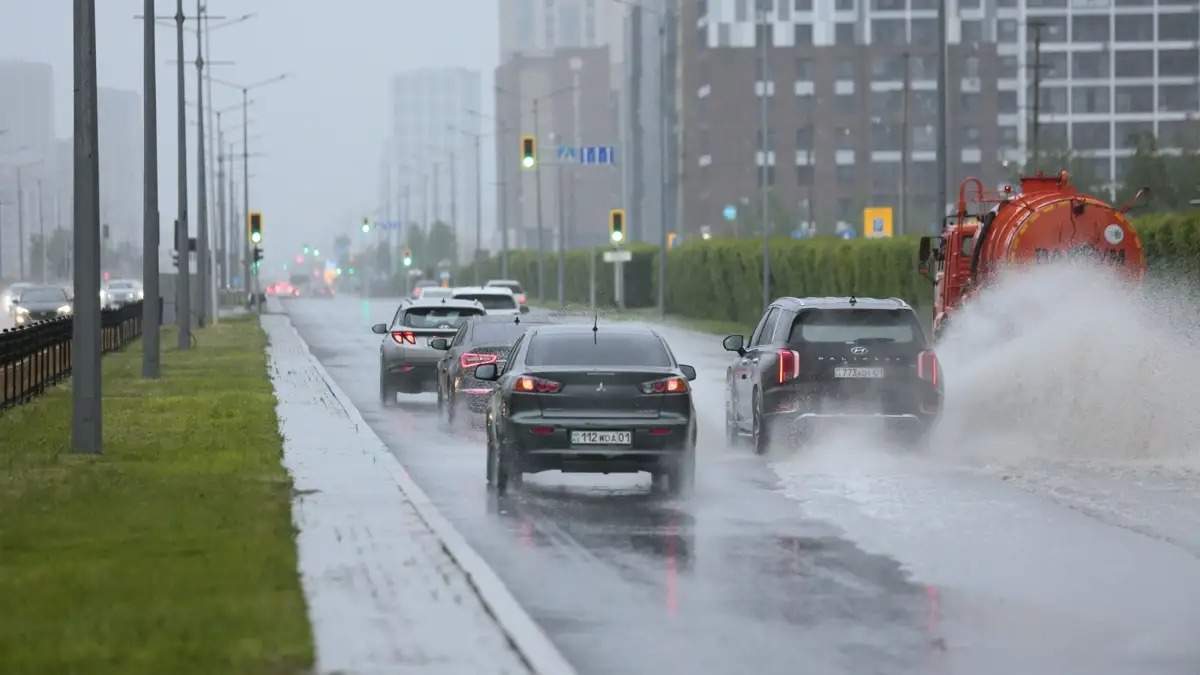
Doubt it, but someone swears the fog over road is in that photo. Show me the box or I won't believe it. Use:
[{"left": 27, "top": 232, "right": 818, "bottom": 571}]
[{"left": 286, "top": 295, "right": 1200, "bottom": 675}]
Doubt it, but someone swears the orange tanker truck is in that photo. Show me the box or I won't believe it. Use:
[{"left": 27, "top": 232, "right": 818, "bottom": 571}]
[{"left": 918, "top": 171, "right": 1148, "bottom": 337}]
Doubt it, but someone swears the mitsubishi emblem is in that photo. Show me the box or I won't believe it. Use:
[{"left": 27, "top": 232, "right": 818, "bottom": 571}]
[{"left": 596, "top": 381, "right": 606, "bottom": 392}]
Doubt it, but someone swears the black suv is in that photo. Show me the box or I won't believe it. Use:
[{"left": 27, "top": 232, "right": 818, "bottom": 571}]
[{"left": 723, "top": 297, "right": 942, "bottom": 453}]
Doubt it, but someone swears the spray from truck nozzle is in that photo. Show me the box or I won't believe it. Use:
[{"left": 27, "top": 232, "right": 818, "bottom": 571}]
[{"left": 930, "top": 262, "right": 1200, "bottom": 463}]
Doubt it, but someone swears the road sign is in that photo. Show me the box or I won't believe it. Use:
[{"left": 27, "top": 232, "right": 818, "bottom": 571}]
[
  {"left": 603, "top": 249, "right": 632, "bottom": 263},
  {"left": 863, "top": 206, "right": 894, "bottom": 239},
  {"left": 723, "top": 204, "right": 737, "bottom": 221},
  {"left": 557, "top": 145, "right": 617, "bottom": 166}
]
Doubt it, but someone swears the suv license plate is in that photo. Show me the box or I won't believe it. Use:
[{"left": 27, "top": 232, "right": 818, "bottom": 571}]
[
  {"left": 834, "top": 367, "right": 885, "bottom": 379},
  {"left": 571, "top": 430, "right": 632, "bottom": 445}
]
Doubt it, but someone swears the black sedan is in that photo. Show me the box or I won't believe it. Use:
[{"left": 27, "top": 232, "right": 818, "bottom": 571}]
[
  {"left": 474, "top": 324, "right": 697, "bottom": 496},
  {"left": 431, "top": 315, "right": 550, "bottom": 425},
  {"left": 11, "top": 285, "right": 72, "bottom": 326}
]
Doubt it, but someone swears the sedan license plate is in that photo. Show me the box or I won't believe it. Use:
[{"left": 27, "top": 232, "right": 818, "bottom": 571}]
[
  {"left": 570, "top": 430, "right": 632, "bottom": 446},
  {"left": 834, "top": 366, "right": 885, "bottom": 379}
]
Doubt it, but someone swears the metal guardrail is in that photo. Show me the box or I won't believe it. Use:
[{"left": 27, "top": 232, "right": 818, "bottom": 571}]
[{"left": 0, "top": 300, "right": 144, "bottom": 411}]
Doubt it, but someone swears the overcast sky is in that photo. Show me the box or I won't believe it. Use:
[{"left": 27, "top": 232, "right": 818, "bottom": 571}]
[{"left": 0, "top": 0, "right": 498, "bottom": 271}]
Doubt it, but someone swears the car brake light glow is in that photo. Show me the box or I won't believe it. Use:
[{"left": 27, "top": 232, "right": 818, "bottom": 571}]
[
  {"left": 530, "top": 425, "right": 555, "bottom": 436},
  {"left": 777, "top": 349, "right": 801, "bottom": 384},
  {"left": 515, "top": 293, "right": 527, "bottom": 304},
  {"left": 640, "top": 377, "right": 689, "bottom": 394},
  {"left": 516, "top": 376, "right": 561, "bottom": 393},
  {"left": 460, "top": 352, "right": 499, "bottom": 369},
  {"left": 917, "top": 350, "right": 940, "bottom": 387},
  {"left": 390, "top": 330, "right": 416, "bottom": 345},
  {"left": 649, "top": 427, "right": 672, "bottom": 436}
]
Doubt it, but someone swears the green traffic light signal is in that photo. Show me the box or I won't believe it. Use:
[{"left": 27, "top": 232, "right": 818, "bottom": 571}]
[{"left": 360, "top": 218, "right": 371, "bottom": 234}]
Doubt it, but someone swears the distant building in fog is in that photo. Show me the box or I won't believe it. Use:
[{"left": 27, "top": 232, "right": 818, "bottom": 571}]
[
  {"left": 389, "top": 68, "right": 481, "bottom": 261},
  {"left": 98, "top": 87, "right": 143, "bottom": 248},
  {"left": 0, "top": 60, "right": 55, "bottom": 279}
]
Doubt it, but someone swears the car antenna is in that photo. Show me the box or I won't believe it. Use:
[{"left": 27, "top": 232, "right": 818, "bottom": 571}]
[
  {"left": 592, "top": 312, "right": 599, "bottom": 344},
  {"left": 513, "top": 314, "right": 520, "bottom": 324},
  {"left": 849, "top": 295, "right": 858, "bottom": 306}
]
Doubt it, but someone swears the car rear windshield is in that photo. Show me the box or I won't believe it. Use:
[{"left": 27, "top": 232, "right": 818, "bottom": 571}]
[
  {"left": 471, "top": 322, "right": 534, "bottom": 345},
  {"left": 525, "top": 332, "right": 671, "bottom": 367},
  {"left": 402, "top": 307, "right": 484, "bottom": 329},
  {"left": 20, "top": 288, "right": 68, "bottom": 303},
  {"left": 788, "top": 309, "right": 919, "bottom": 345},
  {"left": 455, "top": 293, "right": 516, "bottom": 310},
  {"left": 489, "top": 282, "right": 523, "bottom": 294}
]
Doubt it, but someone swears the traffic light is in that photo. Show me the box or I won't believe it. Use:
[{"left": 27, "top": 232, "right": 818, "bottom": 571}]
[
  {"left": 609, "top": 209, "right": 626, "bottom": 244},
  {"left": 360, "top": 217, "right": 371, "bottom": 234},
  {"left": 249, "top": 211, "right": 263, "bottom": 244},
  {"left": 252, "top": 245, "right": 263, "bottom": 269},
  {"left": 303, "top": 245, "right": 310, "bottom": 255},
  {"left": 521, "top": 134, "right": 536, "bottom": 169},
  {"left": 402, "top": 247, "right": 413, "bottom": 267}
]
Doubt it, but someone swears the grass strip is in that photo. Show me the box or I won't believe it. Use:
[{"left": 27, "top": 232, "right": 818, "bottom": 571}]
[{"left": 0, "top": 316, "right": 313, "bottom": 675}]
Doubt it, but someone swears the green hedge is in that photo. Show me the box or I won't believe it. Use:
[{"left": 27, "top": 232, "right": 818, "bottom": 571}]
[{"left": 458, "top": 211, "right": 1200, "bottom": 325}]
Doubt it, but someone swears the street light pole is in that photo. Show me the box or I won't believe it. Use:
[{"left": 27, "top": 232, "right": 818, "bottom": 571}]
[
  {"left": 73, "top": 0, "right": 103, "bottom": 453},
  {"left": 194, "top": 0, "right": 211, "bottom": 326},
  {"left": 142, "top": 0, "right": 161, "bottom": 378},
  {"left": 757, "top": 5, "right": 771, "bottom": 311},
  {"left": 175, "top": 0, "right": 192, "bottom": 350},
  {"left": 533, "top": 98, "right": 545, "bottom": 300}
]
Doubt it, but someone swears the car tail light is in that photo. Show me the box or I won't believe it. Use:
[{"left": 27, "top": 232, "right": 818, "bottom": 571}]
[
  {"left": 917, "top": 350, "right": 940, "bottom": 387},
  {"left": 460, "top": 352, "right": 499, "bottom": 369},
  {"left": 390, "top": 330, "right": 416, "bottom": 345},
  {"left": 640, "top": 377, "right": 689, "bottom": 394},
  {"left": 515, "top": 293, "right": 527, "bottom": 304},
  {"left": 515, "top": 376, "right": 561, "bottom": 394},
  {"left": 777, "top": 349, "right": 801, "bottom": 384},
  {"left": 648, "top": 427, "right": 672, "bottom": 436},
  {"left": 530, "top": 425, "right": 555, "bottom": 436}
]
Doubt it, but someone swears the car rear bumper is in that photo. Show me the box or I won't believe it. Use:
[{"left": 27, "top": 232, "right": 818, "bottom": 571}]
[{"left": 506, "top": 417, "right": 692, "bottom": 473}]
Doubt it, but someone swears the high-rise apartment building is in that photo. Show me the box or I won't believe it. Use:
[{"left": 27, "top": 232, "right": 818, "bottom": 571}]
[
  {"left": 390, "top": 68, "right": 482, "bottom": 262},
  {"left": 98, "top": 87, "right": 143, "bottom": 248},
  {"left": 0, "top": 60, "right": 54, "bottom": 278},
  {"left": 500, "top": 0, "right": 625, "bottom": 60}
]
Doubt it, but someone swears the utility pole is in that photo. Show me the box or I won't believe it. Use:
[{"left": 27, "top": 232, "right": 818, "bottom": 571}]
[
  {"left": 17, "top": 167, "right": 25, "bottom": 279},
  {"left": 449, "top": 150, "right": 457, "bottom": 263},
  {"left": 936, "top": 0, "right": 948, "bottom": 228},
  {"left": 73, "top": 0, "right": 102, "bottom": 453},
  {"left": 533, "top": 98, "right": 545, "bottom": 301},
  {"left": 900, "top": 51, "right": 911, "bottom": 236},
  {"left": 556, "top": 164, "right": 565, "bottom": 307},
  {"left": 194, "top": 0, "right": 210, "bottom": 326},
  {"left": 142, "top": 0, "right": 161, "bottom": 378},
  {"left": 473, "top": 133, "right": 482, "bottom": 284},
  {"left": 757, "top": 4, "right": 770, "bottom": 311},
  {"left": 175, "top": 0, "right": 191, "bottom": 350},
  {"left": 433, "top": 161, "right": 441, "bottom": 224},
  {"left": 36, "top": 179, "right": 45, "bottom": 282},
  {"left": 657, "top": 6, "right": 673, "bottom": 317},
  {"left": 1029, "top": 20, "right": 1046, "bottom": 172},
  {"left": 215, "top": 112, "right": 225, "bottom": 288}
]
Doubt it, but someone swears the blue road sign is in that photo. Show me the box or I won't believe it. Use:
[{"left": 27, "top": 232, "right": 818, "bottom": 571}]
[
  {"left": 723, "top": 204, "right": 737, "bottom": 221},
  {"left": 559, "top": 145, "right": 616, "bottom": 165}
]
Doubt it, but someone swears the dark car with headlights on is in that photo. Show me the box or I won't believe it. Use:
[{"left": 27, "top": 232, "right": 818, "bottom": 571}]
[
  {"left": 475, "top": 324, "right": 697, "bottom": 495},
  {"left": 431, "top": 315, "right": 551, "bottom": 424},
  {"left": 723, "top": 296, "right": 942, "bottom": 453},
  {"left": 11, "top": 285, "right": 73, "bottom": 326},
  {"left": 372, "top": 298, "right": 485, "bottom": 406}
]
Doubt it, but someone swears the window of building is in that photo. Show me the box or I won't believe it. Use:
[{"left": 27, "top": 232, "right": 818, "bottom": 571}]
[
  {"left": 795, "top": 93, "right": 814, "bottom": 115},
  {"left": 1072, "top": 86, "right": 1110, "bottom": 114},
  {"left": 871, "top": 55, "right": 898, "bottom": 80},
  {"left": 795, "top": 57, "right": 812, "bottom": 80},
  {"left": 779, "top": 0, "right": 791, "bottom": 19},
  {"left": 872, "top": 0, "right": 904, "bottom": 10},
  {"left": 1036, "top": 17, "right": 1068, "bottom": 43},
  {"left": 794, "top": 23, "right": 813, "bottom": 45},
  {"left": 912, "top": 54, "right": 938, "bottom": 80},
  {"left": 912, "top": 91, "right": 939, "bottom": 118},
  {"left": 796, "top": 127, "right": 813, "bottom": 150},
  {"left": 756, "top": 128, "right": 778, "bottom": 150},
  {"left": 1043, "top": 52, "right": 1068, "bottom": 79},
  {"left": 872, "top": 124, "right": 901, "bottom": 151},
  {"left": 1160, "top": 120, "right": 1200, "bottom": 149},
  {"left": 835, "top": 0, "right": 854, "bottom": 10},
  {"left": 912, "top": 0, "right": 938, "bottom": 8},
  {"left": 1000, "top": 125, "right": 1019, "bottom": 148},
  {"left": 797, "top": 165, "right": 815, "bottom": 185},
  {"left": 794, "top": 0, "right": 812, "bottom": 10},
  {"left": 913, "top": 124, "right": 936, "bottom": 151},
  {"left": 873, "top": 18, "right": 906, "bottom": 45},
  {"left": 1115, "top": 120, "right": 1154, "bottom": 149},
  {"left": 1114, "top": 14, "right": 1153, "bottom": 42},
  {"left": 999, "top": 90, "right": 1018, "bottom": 114},
  {"left": 836, "top": 22, "right": 856, "bottom": 45},
  {"left": 911, "top": 19, "right": 937, "bottom": 45},
  {"left": 1114, "top": 50, "right": 1153, "bottom": 78},
  {"left": 757, "top": 23, "right": 775, "bottom": 47},
  {"left": 962, "top": 125, "right": 981, "bottom": 145},
  {"left": 1115, "top": 0, "right": 1153, "bottom": 5},
  {"left": 1073, "top": 15, "right": 1110, "bottom": 43},
  {"left": 1027, "top": 0, "right": 1066, "bottom": 6},
  {"left": 998, "top": 54, "right": 1019, "bottom": 79},
  {"left": 836, "top": 93, "right": 857, "bottom": 113},
  {"left": 718, "top": 23, "right": 731, "bottom": 46},
  {"left": 1073, "top": 50, "right": 1109, "bottom": 78},
  {"left": 736, "top": 0, "right": 749, "bottom": 21},
  {"left": 961, "top": 20, "right": 983, "bottom": 44},
  {"left": 997, "top": 18, "right": 1018, "bottom": 42},
  {"left": 1114, "top": 86, "right": 1154, "bottom": 113},
  {"left": 1160, "top": 49, "right": 1200, "bottom": 78},
  {"left": 1159, "top": 14, "right": 1199, "bottom": 41},
  {"left": 1073, "top": 122, "right": 1111, "bottom": 150},
  {"left": 836, "top": 60, "right": 855, "bottom": 80},
  {"left": 872, "top": 162, "right": 900, "bottom": 193},
  {"left": 870, "top": 90, "right": 902, "bottom": 116},
  {"left": 835, "top": 125, "right": 855, "bottom": 150},
  {"left": 1040, "top": 87, "right": 1068, "bottom": 115},
  {"left": 835, "top": 164, "right": 855, "bottom": 185},
  {"left": 959, "top": 91, "right": 982, "bottom": 114},
  {"left": 1041, "top": 122, "right": 1068, "bottom": 150},
  {"left": 960, "top": 0, "right": 982, "bottom": 7},
  {"left": 1159, "top": 84, "right": 1200, "bottom": 113},
  {"left": 757, "top": 165, "right": 776, "bottom": 187},
  {"left": 963, "top": 56, "right": 981, "bottom": 79}
]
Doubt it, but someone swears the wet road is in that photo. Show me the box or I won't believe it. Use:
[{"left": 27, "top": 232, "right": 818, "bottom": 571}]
[{"left": 285, "top": 295, "right": 1200, "bottom": 675}]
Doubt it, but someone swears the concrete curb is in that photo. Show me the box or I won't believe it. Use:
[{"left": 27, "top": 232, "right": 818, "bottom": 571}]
[{"left": 273, "top": 314, "right": 578, "bottom": 675}]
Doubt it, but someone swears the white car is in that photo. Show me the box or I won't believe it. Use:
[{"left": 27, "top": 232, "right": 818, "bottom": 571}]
[
  {"left": 451, "top": 286, "right": 526, "bottom": 316},
  {"left": 485, "top": 279, "right": 527, "bottom": 306},
  {"left": 104, "top": 279, "right": 144, "bottom": 308}
]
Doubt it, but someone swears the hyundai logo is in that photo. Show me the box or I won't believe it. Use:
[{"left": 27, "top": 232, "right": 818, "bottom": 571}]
[{"left": 850, "top": 346, "right": 869, "bottom": 355}]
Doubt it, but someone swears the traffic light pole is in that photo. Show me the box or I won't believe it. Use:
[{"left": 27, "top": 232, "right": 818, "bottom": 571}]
[{"left": 533, "top": 98, "right": 546, "bottom": 301}]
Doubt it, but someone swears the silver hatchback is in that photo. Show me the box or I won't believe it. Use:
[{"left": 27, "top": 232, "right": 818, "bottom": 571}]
[{"left": 372, "top": 298, "right": 485, "bottom": 406}]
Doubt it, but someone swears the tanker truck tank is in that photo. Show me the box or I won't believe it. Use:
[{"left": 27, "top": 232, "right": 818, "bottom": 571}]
[{"left": 918, "top": 171, "right": 1148, "bottom": 337}]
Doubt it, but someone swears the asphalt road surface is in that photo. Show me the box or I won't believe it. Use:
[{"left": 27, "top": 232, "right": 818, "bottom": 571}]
[{"left": 286, "top": 295, "right": 1200, "bottom": 675}]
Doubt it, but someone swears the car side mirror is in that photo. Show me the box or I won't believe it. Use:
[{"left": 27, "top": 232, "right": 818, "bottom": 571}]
[
  {"left": 370, "top": 323, "right": 388, "bottom": 335},
  {"left": 474, "top": 363, "right": 499, "bottom": 381},
  {"left": 679, "top": 364, "right": 697, "bottom": 381},
  {"left": 429, "top": 338, "right": 450, "bottom": 350},
  {"left": 520, "top": 304, "right": 530, "bottom": 314},
  {"left": 722, "top": 334, "right": 745, "bottom": 355}
]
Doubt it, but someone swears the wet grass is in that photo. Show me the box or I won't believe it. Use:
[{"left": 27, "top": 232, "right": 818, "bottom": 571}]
[{"left": 0, "top": 317, "right": 313, "bottom": 675}]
